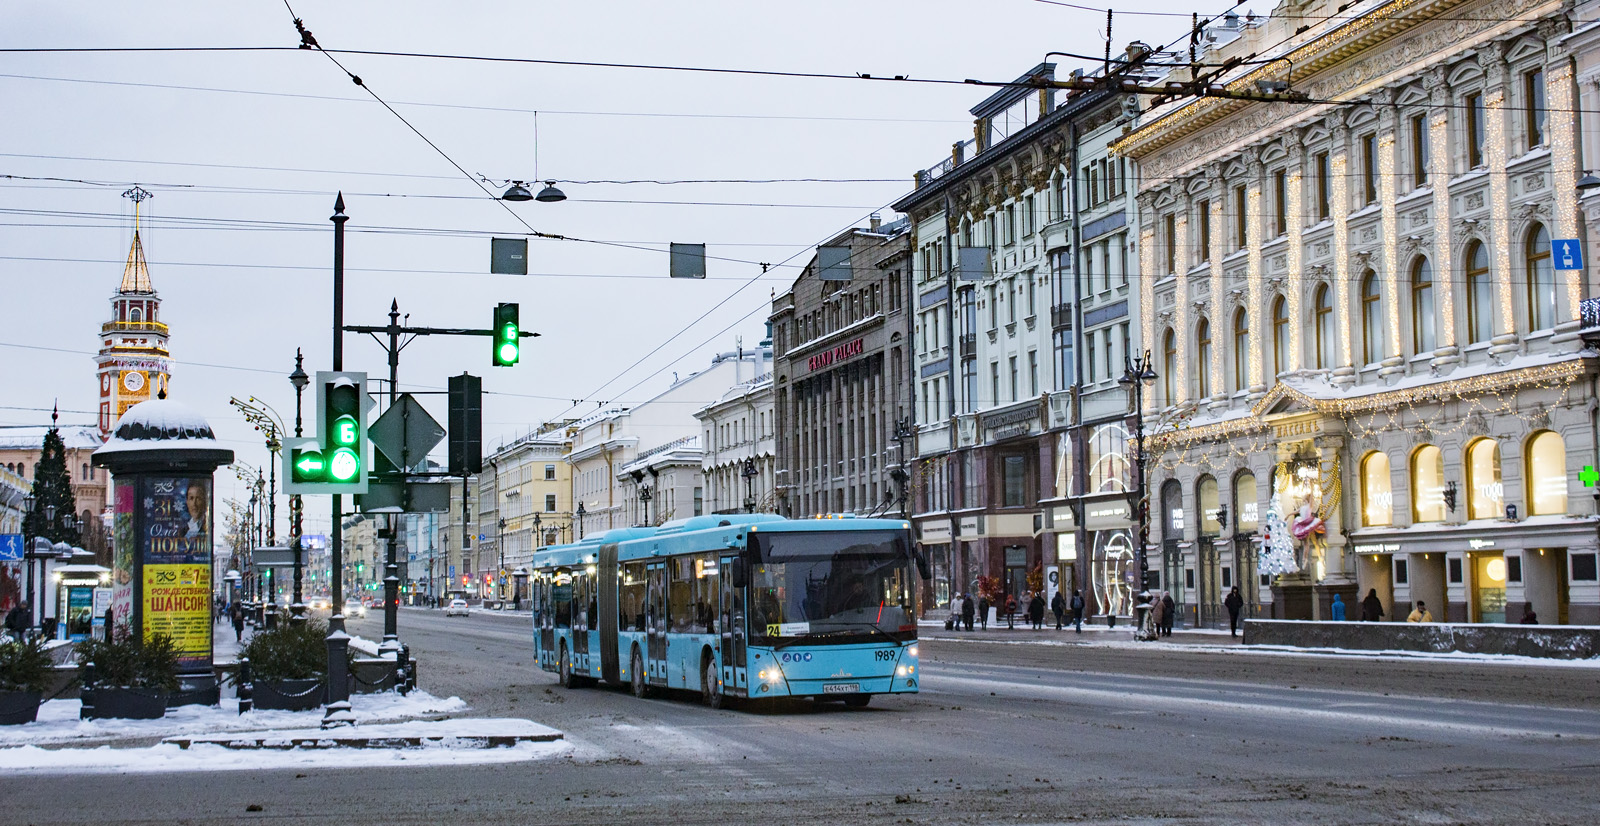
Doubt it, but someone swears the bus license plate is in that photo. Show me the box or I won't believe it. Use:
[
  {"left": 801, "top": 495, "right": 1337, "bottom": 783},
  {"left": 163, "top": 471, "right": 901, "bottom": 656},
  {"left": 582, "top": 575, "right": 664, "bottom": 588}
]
[{"left": 823, "top": 683, "right": 860, "bottom": 694}]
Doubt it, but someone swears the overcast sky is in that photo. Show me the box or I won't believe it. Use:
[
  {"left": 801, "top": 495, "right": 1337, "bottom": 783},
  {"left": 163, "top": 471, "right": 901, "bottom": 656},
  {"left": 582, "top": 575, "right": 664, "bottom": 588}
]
[{"left": 1, "top": 1, "right": 1196, "bottom": 534}]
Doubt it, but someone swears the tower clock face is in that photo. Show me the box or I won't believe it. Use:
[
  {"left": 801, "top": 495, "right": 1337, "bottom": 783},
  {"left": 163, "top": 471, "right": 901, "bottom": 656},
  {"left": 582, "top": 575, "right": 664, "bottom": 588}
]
[{"left": 122, "top": 370, "right": 146, "bottom": 393}]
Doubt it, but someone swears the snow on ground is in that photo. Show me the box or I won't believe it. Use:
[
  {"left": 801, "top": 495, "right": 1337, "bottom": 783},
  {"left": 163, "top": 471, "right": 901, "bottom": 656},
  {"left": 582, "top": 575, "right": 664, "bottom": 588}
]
[
  {"left": 927, "top": 632, "right": 1600, "bottom": 667},
  {"left": 0, "top": 690, "right": 468, "bottom": 747},
  {"left": 0, "top": 738, "right": 570, "bottom": 775}
]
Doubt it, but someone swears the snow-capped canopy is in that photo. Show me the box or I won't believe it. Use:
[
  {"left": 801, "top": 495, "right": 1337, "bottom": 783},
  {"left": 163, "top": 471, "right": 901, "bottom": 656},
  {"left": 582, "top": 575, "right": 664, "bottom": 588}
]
[{"left": 93, "top": 398, "right": 233, "bottom": 468}]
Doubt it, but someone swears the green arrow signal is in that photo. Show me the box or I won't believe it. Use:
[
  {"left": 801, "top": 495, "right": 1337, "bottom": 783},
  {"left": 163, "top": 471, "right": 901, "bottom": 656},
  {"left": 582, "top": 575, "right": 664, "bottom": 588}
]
[{"left": 295, "top": 453, "right": 325, "bottom": 475}]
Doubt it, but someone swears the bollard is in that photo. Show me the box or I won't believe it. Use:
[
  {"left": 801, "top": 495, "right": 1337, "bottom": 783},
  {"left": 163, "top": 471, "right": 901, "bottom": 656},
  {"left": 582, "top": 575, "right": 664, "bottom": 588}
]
[
  {"left": 394, "top": 645, "right": 410, "bottom": 696},
  {"left": 80, "top": 661, "right": 96, "bottom": 720},
  {"left": 237, "top": 657, "right": 253, "bottom": 714}
]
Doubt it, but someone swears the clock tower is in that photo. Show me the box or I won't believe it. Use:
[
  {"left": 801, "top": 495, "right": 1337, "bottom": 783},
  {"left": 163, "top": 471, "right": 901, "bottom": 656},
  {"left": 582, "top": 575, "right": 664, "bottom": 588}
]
[{"left": 96, "top": 187, "right": 171, "bottom": 437}]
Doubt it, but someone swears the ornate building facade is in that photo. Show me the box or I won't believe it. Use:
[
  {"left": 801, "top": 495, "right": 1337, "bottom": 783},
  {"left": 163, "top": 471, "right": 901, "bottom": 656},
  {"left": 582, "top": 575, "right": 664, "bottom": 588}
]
[
  {"left": 96, "top": 229, "right": 171, "bottom": 437},
  {"left": 1117, "top": 0, "right": 1600, "bottom": 625}
]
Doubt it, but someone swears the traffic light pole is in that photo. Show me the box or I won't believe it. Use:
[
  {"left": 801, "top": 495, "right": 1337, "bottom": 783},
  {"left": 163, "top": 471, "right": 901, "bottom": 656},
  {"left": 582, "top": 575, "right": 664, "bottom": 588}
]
[{"left": 324, "top": 194, "right": 354, "bottom": 729}]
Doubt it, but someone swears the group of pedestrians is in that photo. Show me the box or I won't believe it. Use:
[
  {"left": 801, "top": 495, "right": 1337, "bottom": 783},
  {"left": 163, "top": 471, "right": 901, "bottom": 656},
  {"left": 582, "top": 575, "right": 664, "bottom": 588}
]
[{"left": 948, "top": 589, "right": 1090, "bottom": 633}]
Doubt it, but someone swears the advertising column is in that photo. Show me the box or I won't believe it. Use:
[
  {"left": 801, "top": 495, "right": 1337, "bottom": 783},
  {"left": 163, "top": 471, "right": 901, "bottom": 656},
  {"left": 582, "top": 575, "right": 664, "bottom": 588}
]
[{"left": 138, "top": 477, "right": 212, "bottom": 672}]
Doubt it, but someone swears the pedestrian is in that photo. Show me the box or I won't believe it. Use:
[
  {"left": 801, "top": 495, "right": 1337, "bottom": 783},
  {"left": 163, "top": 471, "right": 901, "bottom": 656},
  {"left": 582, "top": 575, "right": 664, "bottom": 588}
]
[
  {"left": 1029, "top": 591, "right": 1046, "bottom": 630},
  {"left": 1004, "top": 593, "right": 1017, "bottom": 629},
  {"left": 1149, "top": 591, "right": 1165, "bottom": 639},
  {"left": 1069, "top": 589, "right": 1085, "bottom": 633},
  {"left": 1161, "top": 591, "right": 1176, "bottom": 636},
  {"left": 1360, "top": 588, "right": 1384, "bottom": 622},
  {"left": 978, "top": 595, "right": 990, "bottom": 631},
  {"left": 1051, "top": 590, "right": 1066, "bottom": 630},
  {"left": 1224, "top": 586, "right": 1244, "bottom": 637},
  {"left": 1330, "top": 593, "right": 1347, "bottom": 621},
  {"left": 230, "top": 601, "right": 245, "bottom": 642},
  {"left": 947, "top": 594, "right": 962, "bottom": 631},
  {"left": 1406, "top": 600, "right": 1432, "bottom": 623},
  {"left": 961, "top": 592, "right": 975, "bottom": 632},
  {"left": 4, "top": 602, "right": 28, "bottom": 640},
  {"left": 1520, "top": 602, "right": 1539, "bottom": 625}
]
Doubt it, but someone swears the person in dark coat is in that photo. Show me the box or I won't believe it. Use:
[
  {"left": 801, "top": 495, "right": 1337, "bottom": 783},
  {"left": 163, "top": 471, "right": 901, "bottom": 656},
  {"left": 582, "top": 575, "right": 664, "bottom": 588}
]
[
  {"left": 1069, "top": 590, "right": 1085, "bottom": 633},
  {"left": 4, "top": 603, "right": 28, "bottom": 639},
  {"left": 1028, "top": 592, "right": 1046, "bottom": 630},
  {"left": 960, "top": 593, "right": 975, "bottom": 632},
  {"left": 229, "top": 601, "right": 246, "bottom": 643},
  {"left": 1360, "top": 588, "right": 1384, "bottom": 622},
  {"left": 1004, "top": 594, "right": 1018, "bottom": 629},
  {"left": 1160, "top": 591, "right": 1176, "bottom": 636},
  {"left": 1224, "top": 586, "right": 1244, "bottom": 637},
  {"left": 977, "top": 596, "right": 990, "bottom": 630},
  {"left": 1051, "top": 590, "right": 1066, "bottom": 630},
  {"left": 1520, "top": 602, "right": 1539, "bottom": 625}
]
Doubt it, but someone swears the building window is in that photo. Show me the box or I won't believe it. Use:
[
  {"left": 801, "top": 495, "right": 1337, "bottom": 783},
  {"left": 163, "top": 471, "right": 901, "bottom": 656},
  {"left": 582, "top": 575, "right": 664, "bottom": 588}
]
[
  {"left": 1027, "top": 350, "right": 1038, "bottom": 396},
  {"left": 1087, "top": 335, "right": 1097, "bottom": 384},
  {"left": 1411, "top": 444, "right": 1445, "bottom": 523},
  {"left": 544, "top": 464, "right": 556, "bottom": 480},
  {"left": 1232, "top": 307, "right": 1249, "bottom": 393},
  {"left": 1272, "top": 169, "right": 1287, "bottom": 237},
  {"left": 1197, "top": 199, "right": 1211, "bottom": 263},
  {"left": 1361, "top": 270, "right": 1383, "bottom": 365},
  {"left": 1410, "top": 114, "right": 1429, "bottom": 188},
  {"left": 1313, "top": 283, "right": 1333, "bottom": 369},
  {"left": 991, "top": 361, "right": 1001, "bottom": 404},
  {"left": 1526, "top": 68, "right": 1546, "bottom": 149},
  {"left": 1315, "top": 152, "right": 1330, "bottom": 220},
  {"left": 1162, "top": 328, "right": 1177, "bottom": 404},
  {"left": 544, "top": 494, "right": 557, "bottom": 512},
  {"left": 1526, "top": 430, "right": 1567, "bottom": 515},
  {"left": 988, "top": 285, "right": 998, "bottom": 329},
  {"left": 1008, "top": 356, "right": 1018, "bottom": 401},
  {"left": 1195, "top": 318, "right": 1212, "bottom": 398},
  {"left": 1526, "top": 223, "right": 1555, "bottom": 331},
  {"left": 961, "top": 358, "right": 976, "bottom": 413},
  {"left": 1164, "top": 213, "right": 1177, "bottom": 274},
  {"left": 1054, "top": 328, "right": 1074, "bottom": 389},
  {"left": 1466, "top": 437, "right": 1502, "bottom": 520},
  {"left": 1361, "top": 133, "right": 1378, "bottom": 205},
  {"left": 1198, "top": 476, "right": 1220, "bottom": 535},
  {"left": 1361, "top": 451, "right": 1393, "bottom": 526},
  {"left": 1002, "top": 455, "right": 1027, "bottom": 507},
  {"left": 1411, "top": 257, "right": 1435, "bottom": 355},
  {"left": 1272, "top": 295, "right": 1288, "bottom": 378},
  {"left": 1466, "top": 91, "right": 1485, "bottom": 168},
  {"left": 1233, "top": 185, "right": 1247, "bottom": 250},
  {"left": 1465, "top": 240, "right": 1492, "bottom": 343},
  {"left": 693, "top": 487, "right": 704, "bottom": 517},
  {"left": 1234, "top": 472, "right": 1258, "bottom": 532}
]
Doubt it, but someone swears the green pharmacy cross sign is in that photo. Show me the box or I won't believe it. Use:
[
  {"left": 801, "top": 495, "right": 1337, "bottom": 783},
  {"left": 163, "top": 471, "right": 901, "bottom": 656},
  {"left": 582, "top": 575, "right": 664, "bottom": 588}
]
[{"left": 1581, "top": 465, "right": 1599, "bottom": 488}]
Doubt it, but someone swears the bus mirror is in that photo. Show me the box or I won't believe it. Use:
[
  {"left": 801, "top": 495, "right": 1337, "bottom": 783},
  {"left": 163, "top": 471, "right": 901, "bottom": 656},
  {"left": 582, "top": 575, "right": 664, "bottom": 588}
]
[
  {"left": 913, "top": 546, "right": 931, "bottom": 581},
  {"left": 730, "top": 559, "right": 747, "bottom": 589}
]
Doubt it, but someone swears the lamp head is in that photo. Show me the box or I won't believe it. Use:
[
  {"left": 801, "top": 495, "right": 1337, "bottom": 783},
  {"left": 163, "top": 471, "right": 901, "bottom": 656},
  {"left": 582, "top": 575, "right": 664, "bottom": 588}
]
[
  {"left": 1578, "top": 172, "right": 1600, "bottom": 192},
  {"left": 501, "top": 181, "right": 534, "bottom": 202},
  {"left": 535, "top": 181, "right": 567, "bottom": 202}
]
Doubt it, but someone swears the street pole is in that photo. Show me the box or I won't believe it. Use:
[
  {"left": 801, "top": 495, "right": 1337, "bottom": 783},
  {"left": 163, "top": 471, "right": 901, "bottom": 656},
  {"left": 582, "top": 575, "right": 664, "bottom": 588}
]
[
  {"left": 381, "top": 299, "right": 402, "bottom": 653},
  {"left": 1119, "top": 349, "right": 1157, "bottom": 640},
  {"left": 324, "top": 192, "right": 354, "bottom": 728},
  {"left": 289, "top": 349, "right": 309, "bottom": 622}
]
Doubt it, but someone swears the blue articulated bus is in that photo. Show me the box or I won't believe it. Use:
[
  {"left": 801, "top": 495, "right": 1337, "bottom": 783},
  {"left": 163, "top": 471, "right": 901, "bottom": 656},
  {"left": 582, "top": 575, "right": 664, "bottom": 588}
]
[{"left": 530, "top": 513, "right": 926, "bottom": 708}]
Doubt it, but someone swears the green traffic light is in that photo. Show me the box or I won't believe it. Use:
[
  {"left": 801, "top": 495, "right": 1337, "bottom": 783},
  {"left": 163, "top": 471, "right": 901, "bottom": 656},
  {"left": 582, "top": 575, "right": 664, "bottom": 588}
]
[
  {"left": 498, "top": 341, "right": 519, "bottom": 362},
  {"left": 329, "top": 446, "right": 361, "bottom": 482},
  {"left": 493, "top": 303, "right": 520, "bottom": 366},
  {"left": 332, "top": 414, "right": 358, "bottom": 447}
]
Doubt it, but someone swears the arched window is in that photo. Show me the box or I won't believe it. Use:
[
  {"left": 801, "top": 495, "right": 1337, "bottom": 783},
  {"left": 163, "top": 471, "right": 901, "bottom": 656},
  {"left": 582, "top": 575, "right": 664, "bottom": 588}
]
[
  {"left": 1411, "top": 257, "right": 1435, "bottom": 355},
  {"left": 1195, "top": 318, "right": 1212, "bottom": 398},
  {"left": 1232, "top": 307, "right": 1249, "bottom": 392},
  {"left": 1465, "top": 438, "right": 1502, "bottom": 520},
  {"left": 1313, "top": 283, "right": 1333, "bottom": 369},
  {"left": 1361, "top": 269, "right": 1384, "bottom": 364},
  {"left": 1197, "top": 476, "right": 1221, "bottom": 535},
  {"left": 129, "top": 306, "right": 142, "bottom": 323},
  {"left": 1526, "top": 223, "right": 1555, "bottom": 330},
  {"left": 1271, "top": 295, "right": 1289, "bottom": 378},
  {"left": 1411, "top": 445, "right": 1445, "bottom": 523},
  {"left": 1161, "top": 480, "right": 1184, "bottom": 542},
  {"left": 1465, "top": 240, "right": 1491, "bottom": 344},
  {"left": 1234, "top": 471, "right": 1258, "bottom": 532},
  {"left": 1162, "top": 328, "right": 1177, "bottom": 405},
  {"left": 1361, "top": 451, "right": 1393, "bottom": 526},
  {"left": 1526, "top": 430, "right": 1567, "bottom": 515}
]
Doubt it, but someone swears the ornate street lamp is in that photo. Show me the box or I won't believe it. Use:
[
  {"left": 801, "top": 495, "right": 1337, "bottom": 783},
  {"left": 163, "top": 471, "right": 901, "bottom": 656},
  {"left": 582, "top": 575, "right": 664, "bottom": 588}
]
[
  {"left": 576, "top": 502, "right": 586, "bottom": 540},
  {"left": 741, "top": 458, "right": 759, "bottom": 513},
  {"left": 288, "top": 349, "right": 310, "bottom": 621},
  {"left": 1118, "top": 348, "right": 1159, "bottom": 637},
  {"left": 638, "top": 486, "right": 652, "bottom": 527}
]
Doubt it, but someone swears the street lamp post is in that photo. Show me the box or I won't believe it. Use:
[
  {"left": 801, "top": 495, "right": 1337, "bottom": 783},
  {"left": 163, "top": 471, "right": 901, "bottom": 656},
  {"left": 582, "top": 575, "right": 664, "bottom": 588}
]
[
  {"left": 1118, "top": 349, "right": 1159, "bottom": 639},
  {"left": 576, "top": 502, "right": 585, "bottom": 540},
  {"left": 638, "top": 486, "right": 652, "bottom": 527},
  {"left": 497, "top": 517, "right": 506, "bottom": 602},
  {"left": 892, "top": 417, "right": 915, "bottom": 519},
  {"left": 741, "top": 458, "right": 758, "bottom": 513},
  {"left": 288, "top": 349, "right": 310, "bottom": 621}
]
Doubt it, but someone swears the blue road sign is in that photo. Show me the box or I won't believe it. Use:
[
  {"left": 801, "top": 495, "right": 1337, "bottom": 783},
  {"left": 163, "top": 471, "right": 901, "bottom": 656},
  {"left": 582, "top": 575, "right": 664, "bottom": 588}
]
[
  {"left": 1554, "top": 238, "right": 1584, "bottom": 270},
  {"left": 0, "top": 534, "right": 21, "bottom": 561}
]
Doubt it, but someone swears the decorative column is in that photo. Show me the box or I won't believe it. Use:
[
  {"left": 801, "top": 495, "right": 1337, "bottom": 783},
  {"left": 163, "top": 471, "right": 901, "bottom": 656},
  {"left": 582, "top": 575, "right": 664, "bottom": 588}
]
[
  {"left": 1377, "top": 88, "right": 1406, "bottom": 381},
  {"left": 1209, "top": 161, "right": 1228, "bottom": 406},
  {"left": 1485, "top": 48, "right": 1520, "bottom": 359},
  {"left": 1139, "top": 190, "right": 1162, "bottom": 410},
  {"left": 1428, "top": 68, "right": 1460, "bottom": 368},
  {"left": 1330, "top": 121, "right": 1357, "bottom": 387},
  {"left": 1246, "top": 149, "right": 1268, "bottom": 397},
  {"left": 1285, "top": 130, "right": 1307, "bottom": 374},
  {"left": 1546, "top": 48, "right": 1585, "bottom": 348}
]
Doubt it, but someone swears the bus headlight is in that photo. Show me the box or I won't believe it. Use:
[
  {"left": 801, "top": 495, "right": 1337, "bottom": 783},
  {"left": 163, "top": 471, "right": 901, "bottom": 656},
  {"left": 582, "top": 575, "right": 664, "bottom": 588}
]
[
  {"left": 758, "top": 667, "right": 782, "bottom": 682},
  {"left": 908, "top": 646, "right": 918, "bottom": 658},
  {"left": 896, "top": 665, "right": 908, "bottom": 676}
]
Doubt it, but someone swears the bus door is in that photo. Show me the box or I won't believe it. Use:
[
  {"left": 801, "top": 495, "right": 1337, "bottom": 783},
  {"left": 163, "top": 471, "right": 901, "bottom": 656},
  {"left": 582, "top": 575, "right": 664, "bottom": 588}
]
[
  {"left": 598, "top": 545, "right": 620, "bottom": 683},
  {"left": 536, "top": 573, "right": 555, "bottom": 665},
  {"left": 572, "top": 569, "right": 590, "bottom": 670},
  {"left": 719, "top": 554, "right": 747, "bottom": 695},
  {"left": 646, "top": 562, "right": 667, "bottom": 684}
]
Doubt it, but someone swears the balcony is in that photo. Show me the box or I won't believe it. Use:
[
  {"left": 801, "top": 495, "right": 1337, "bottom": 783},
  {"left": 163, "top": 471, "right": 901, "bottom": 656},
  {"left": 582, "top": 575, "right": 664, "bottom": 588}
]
[
  {"left": 959, "top": 334, "right": 976, "bottom": 358},
  {"left": 102, "top": 320, "right": 169, "bottom": 335},
  {"left": 1051, "top": 304, "right": 1073, "bottom": 330}
]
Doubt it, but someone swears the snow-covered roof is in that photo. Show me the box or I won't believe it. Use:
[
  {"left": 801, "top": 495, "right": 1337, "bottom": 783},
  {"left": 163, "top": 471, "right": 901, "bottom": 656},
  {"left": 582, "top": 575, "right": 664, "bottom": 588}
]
[
  {"left": 94, "top": 398, "right": 226, "bottom": 456},
  {"left": 0, "top": 426, "right": 104, "bottom": 452}
]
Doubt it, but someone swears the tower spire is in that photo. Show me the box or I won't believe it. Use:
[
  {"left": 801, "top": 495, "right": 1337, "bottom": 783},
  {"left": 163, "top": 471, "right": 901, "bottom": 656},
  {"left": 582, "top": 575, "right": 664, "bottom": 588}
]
[{"left": 120, "top": 186, "right": 154, "bottom": 294}]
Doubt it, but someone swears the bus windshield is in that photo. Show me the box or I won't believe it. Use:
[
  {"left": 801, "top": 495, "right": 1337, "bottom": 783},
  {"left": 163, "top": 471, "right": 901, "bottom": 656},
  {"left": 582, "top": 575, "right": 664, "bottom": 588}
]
[{"left": 748, "top": 529, "right": 916, "bottom": 646}]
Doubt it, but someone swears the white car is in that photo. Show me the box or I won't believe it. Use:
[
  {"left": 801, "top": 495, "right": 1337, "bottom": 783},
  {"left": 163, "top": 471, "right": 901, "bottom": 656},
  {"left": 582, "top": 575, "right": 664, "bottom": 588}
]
[
  {"left": 343, "top": 600, "right": 366, "bottom": 618},
  {"left": 445, "top": 598, "right": 470, "bottom": 617}
]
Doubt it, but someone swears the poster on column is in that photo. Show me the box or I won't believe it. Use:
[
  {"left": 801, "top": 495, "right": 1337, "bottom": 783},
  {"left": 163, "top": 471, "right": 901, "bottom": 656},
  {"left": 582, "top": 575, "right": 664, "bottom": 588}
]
[
  {"left": 141, "top": 476, "right": 212, "bottom": 670},
  {"left": 110, "top": 481, "right": 137, "bottom": 630}
]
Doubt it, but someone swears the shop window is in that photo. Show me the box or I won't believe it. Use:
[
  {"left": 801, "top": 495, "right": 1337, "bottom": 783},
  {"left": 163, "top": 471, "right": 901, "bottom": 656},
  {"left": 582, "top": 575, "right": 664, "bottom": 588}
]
[
  {"left": 1410, "top": 445, "right": 1445, "bottom": 523},
  {"left": 1185, "top": 568, "right": 1196, "bottom": 589},
  {"left": 1233, "top": 472, "right": 1258, "bottom": 532},
  {"left": 1222, "top": 568, "right": 1232, "bottom": 588},
  {"left": 1197, "top": 476, "right": 1220, "bottom": 535},
  {"left": 1448, "top": 557, "right": 1463, "bottom": 584},
  {"left": 1394, "top": 558, "right": 1408, "bottom": 585},
  {"left": 1506, "top": 555, "right": 1522, "bottom": 583},
  {"left": 1001, "top": 455, "right": 1027, "bottom": 507},
  {"left": 1525, "top": 430, "right": 1567, "bottom": 515},
  {"left": 1573, "top": 554, "right": 1598, "bottom": 581},
  {"left": 1161, "top": 480, "right": 1184, "bottom": 541},
  {"left": 1087, "top": 424, "right": 1131, "bottom": 493},
  {"left": 1465, "top": 438, "right": 1502, "bottom": 520},
  {"left": 1361, "top": 451, "right": 1393, "bottom": 526}
]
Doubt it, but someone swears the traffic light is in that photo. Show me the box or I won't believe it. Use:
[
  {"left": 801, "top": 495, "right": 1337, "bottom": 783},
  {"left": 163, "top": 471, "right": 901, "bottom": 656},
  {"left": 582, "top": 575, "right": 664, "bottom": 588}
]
[
  {"left": 492, "top": 303, "right": 519, "bottom": 366},
  {"left": 282, "top": 371, "right": 370, "bottom": 494}
]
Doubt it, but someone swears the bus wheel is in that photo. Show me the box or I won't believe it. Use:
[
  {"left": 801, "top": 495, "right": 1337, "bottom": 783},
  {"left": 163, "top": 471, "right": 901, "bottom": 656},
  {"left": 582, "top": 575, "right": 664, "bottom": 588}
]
[
  {"left": 702, "top": 659, "right": 726, "bottom": 710},
  {"left": 842, "top": 694, "right": 871, "bottom": 708},
  {"left": 630, "top": 649, "right": 650, "bottom": 699},
  {"left": 559, "top": 644, "right": 580, "bottom": 690}
]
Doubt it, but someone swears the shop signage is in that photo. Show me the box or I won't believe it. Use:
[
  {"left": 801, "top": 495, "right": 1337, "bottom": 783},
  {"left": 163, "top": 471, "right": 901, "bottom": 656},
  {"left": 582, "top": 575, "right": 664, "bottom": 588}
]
[
  {"left": 982, "top": 406, "right": 1038, "bottom": 440},
  {"left": 1353, "top": 542, "right": 1400, "bottom": 554},
  {"left": 1083, "top": 501, "right": 1131, "bottom": 531},
  {"left": 1057, "top": 533, "right": 1077, "bottom": 561},
  {"left": 920, "top": 523, "right": 952, "bottom": 542},
  {"left": 808, "top": 337, "right": 864, "bottom": 372},
  {"left": 958, "top": 516, "right": 981, "bottom": 537},
  {"left": 1468, "top": 538, "right": 1496, "bottom": 550}
]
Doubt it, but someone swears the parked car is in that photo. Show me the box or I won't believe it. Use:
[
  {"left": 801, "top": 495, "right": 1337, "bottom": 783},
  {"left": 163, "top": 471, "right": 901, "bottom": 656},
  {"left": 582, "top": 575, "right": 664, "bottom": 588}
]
[
  {"left": 343, "top": 600, "right": 366, "bottom": 619},
  {"left": 444, "top": 598, "right": 470, "bottom": 617}
]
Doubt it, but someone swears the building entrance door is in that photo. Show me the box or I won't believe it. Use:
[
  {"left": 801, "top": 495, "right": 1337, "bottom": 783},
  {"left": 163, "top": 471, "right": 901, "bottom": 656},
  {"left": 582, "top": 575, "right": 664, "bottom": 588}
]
[
  {"left": 1469, "top": 552, "right": 1507, "bottom": 623},
  {"left": 1235, "top": 536, "right": 1258, "bottom": 619},
  {"left": 1197, "top": 537, "right": 1221, "bottom": 627}
]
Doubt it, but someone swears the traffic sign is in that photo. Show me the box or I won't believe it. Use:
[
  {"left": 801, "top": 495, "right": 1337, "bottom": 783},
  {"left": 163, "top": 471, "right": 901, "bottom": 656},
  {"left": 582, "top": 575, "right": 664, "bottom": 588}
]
[
  {"left": 0, "top": 534, "right": 21, "bottom": 561},
  {"left": 369, "top": 393, "right": 445, "bottom": 472},
  {"left": 1554, "top": 238, "right": 1584, "bottom": 270}
]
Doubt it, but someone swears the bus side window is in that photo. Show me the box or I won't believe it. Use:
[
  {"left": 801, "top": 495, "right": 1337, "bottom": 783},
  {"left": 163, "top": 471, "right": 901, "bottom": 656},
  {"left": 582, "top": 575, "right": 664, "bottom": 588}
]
[
  {"left": 621, "top": 562, "right": 646, "bottom": 632},
  {"left": 696, "top": 554, "right": 719, "bottom": 634},
  {"left": 553, "top": 570, "right": 572, "bottom": 627},
  {"left": 669, "top": 556, "right": 695, "bottom": 633}
]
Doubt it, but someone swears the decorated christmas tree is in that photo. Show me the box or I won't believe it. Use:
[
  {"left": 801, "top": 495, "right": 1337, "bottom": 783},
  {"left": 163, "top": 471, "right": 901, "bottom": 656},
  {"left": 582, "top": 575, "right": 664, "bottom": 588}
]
[
  {"left": 24, "top": 424, "right": 81, "bottom": 547},
  {"left": 1258, "top": 502, "right": 1299, "bottom": 577}
]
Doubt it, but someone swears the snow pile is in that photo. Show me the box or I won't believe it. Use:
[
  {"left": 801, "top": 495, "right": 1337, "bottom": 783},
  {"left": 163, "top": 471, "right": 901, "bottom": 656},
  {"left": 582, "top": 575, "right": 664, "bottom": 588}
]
[{"left": 0, "top": 738, "right": 569, "bottom": 775}]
